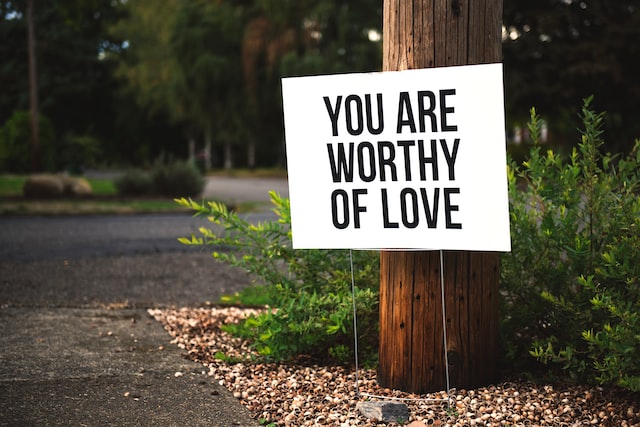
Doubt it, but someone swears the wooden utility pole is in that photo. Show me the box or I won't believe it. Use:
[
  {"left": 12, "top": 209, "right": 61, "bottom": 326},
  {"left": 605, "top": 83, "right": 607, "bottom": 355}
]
[{"left": 378, "top": 0, "right": 503, "bottom": 394}]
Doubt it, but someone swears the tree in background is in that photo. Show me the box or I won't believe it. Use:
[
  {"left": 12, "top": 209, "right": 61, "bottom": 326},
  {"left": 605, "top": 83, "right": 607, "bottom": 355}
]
[
  {"left": 0, "top": 0, "right": 129, "bottom": 170},
  {"left": 108, "top": 0, "right": 197, "bottom": 165},
  {"left": 503, "top": 0, "right": 640, "bottom": 153},
  {"left": 3, "top": 1, "right": 638, "bottom": 168},
  {"left": 26, "top": 0, "right": 39, "bottom": 171},
  {"left": 110, "top": 0, "right": 382, "bottom": 170},
  {"left": 171, "top": 0, "right": 246, "bottom": 171},
  {"left": 0, "top": 110, "right": 55, "bottom": 172},
  {"left": 242, "top": 0, "right": 382, "bottom": 167},
  {"left": 110, "top": 0, "right": 249, "bottom": 170},
  {"left": 1, "top": 1, "right": 30, "bottom": 130}
]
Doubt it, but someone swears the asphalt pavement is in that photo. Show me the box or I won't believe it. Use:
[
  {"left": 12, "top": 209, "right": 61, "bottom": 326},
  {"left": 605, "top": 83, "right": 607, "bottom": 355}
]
[{"left": 0, "top": 176, "right": 289, "bottom": 427}]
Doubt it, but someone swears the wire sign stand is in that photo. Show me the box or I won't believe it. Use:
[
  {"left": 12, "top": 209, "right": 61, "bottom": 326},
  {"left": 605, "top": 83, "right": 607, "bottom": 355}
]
[{"left": 349, "top": 249, "right": 454, "bottom": 408}]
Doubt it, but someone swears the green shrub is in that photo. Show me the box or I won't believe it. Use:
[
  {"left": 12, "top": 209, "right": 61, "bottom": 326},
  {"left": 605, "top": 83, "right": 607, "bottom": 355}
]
[
  {"left": 0, "top": 110, "right": 56, "bottom": 173},
  {"left": 151, "top": 160, "right": 203, "bottom": 198},
  {"left": 501, "top": 97, "right": 640, "bottom": 390},
  {"left": 60, "top": 134, "right": 102, "bottom": 173},
  {"left": 114, "top": 169, "right": 153, "bottom": 196},
  {"left": 176, "top": 192, "right": 380, "bottom": 364},
  {"left": 115, "top": 161, "right": 203, "bottom": 197}
]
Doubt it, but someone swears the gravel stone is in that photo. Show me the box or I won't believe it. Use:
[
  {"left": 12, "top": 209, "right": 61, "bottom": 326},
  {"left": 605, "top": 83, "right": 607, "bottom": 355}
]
[
  {"left": 150, "top": 307, "right": 640, "bottom": 426},
  {"left": 356, "top": 401, "right": 409, "bottom": 423}
]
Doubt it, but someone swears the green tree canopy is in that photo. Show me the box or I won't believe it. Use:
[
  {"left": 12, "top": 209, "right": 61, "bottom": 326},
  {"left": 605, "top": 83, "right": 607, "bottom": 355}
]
[
  {"left": 111, "top": 0, "right": 382, "bottom": 169},
  {"left": 0, "top": 0, "right": 123, "bottom": 146},
  {"left": 4, "top": 0, "right": 639, "bottom": 168},
  {"left": 171, "top": 0, "right": 246, "bottom": 169},
  {"left": 503, "top": 0, "right": 640, "bottom": 153}
]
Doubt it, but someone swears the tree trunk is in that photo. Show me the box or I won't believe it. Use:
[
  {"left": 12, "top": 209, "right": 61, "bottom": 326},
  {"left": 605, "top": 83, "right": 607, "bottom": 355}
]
[
  {"left": 27, "top": 0, "right": 40, "bottom": 172},
  {"left": 247, "top": 140, "right": 256, "bottom": 171},
  {"left": 204, "top": 124, "right": 212, "bottom": 171},
  {"left": 188, "top": 136, "right": 196, "bottom": 165},
  {"left": 224, "top": 140, "right": 232, "bottom": 170},
  {"left": 378, "top": 0, "right": 502, "bottom": 394}
]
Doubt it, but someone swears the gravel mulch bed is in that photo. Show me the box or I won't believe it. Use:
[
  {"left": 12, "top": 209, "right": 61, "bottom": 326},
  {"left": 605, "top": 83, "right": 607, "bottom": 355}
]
[{"left": 149, "top": 307, "right": 640, "bottom": 427}]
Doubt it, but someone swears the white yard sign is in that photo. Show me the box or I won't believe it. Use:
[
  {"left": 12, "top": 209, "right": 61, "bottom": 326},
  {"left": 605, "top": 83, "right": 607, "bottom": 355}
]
[{"left": 281, "top": 63, "right": 511, "bottom": 251}]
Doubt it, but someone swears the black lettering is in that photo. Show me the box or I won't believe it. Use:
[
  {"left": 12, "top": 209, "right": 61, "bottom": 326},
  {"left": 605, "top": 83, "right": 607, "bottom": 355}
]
[
  {"left": 417, "top": 90, "right": 437, "bottom": 132},
  {"left": 418, "top": 139, "right": 439, "bottom": 181},
  {"left": 400, "top": 188, "right": 419, "bottom": 228},
  {"left": 440, "top": 89, "right": 457, "bottom": 132},
  {"left": 365, "top": 93, "right": 384, "bottom": 135},
  {"left": 397, "top": 140, "right": 415, "bottom": 181},
  {"left": 357, "top": 142, "right": 376, "bottom": 182},
  {"left": 323, "top": 96, "right": 342, "bottom": 136},
  {"left": 441, "top": 138, "right": 460, "bottom": 180},
  {"left": 444, "top": 187, "right": 462, "bottom": 229},
  {"left": 345, "top": 95, "right": 364, "bottom": 135},
  {"left": 352, "top": 189, "right": 368, "bottom": 228},
  {"left": 419, "top": 187, "right": 439, "bottom": 228},
  {"left": 326, "top": 143, "right": 354, "bottom": 183},
  {"left": 331, "top": 189, "right": 350, "bottom": 229},
  {"left": 381, "top": 189, "right": 399, "bottom": 228},
  {"left": 377, "top": 141, "right": 397, "bottom": 182},
  {"left": 396, "top": 92, "right": 416, "bottom": 133}
]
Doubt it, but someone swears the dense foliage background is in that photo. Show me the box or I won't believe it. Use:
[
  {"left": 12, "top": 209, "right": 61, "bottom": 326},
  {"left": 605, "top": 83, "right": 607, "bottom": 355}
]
[{"left": 1, "top": 0, "right": 639, "bottom": 172}]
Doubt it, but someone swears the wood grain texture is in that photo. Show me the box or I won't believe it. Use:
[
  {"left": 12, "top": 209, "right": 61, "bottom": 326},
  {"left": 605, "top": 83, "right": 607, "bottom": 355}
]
[{"left": 378, "top": 0, "right": 502, "bottom": 393}]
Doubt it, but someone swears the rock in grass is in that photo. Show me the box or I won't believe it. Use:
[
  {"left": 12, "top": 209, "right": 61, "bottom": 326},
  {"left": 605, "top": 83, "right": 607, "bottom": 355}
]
[
  {"left": 60, "top": 175, "right": 92, "bottom": 196},
  {"left": 23, "top": 174, "right": 64, "bottom": 198},
  {"left": 23, "top": 174, "right": 93, "bottom": 198},
  {"left": 356, "top": 401, "right": 410, "bottom": 423}
]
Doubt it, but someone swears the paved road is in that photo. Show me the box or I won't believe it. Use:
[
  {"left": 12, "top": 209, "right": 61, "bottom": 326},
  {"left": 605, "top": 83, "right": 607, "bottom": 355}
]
[
  {"left": 0, "top": 175, "right": 288, "bottom": 307},
  {"left": 0, "top": 212, "right": 276, "bottom": 263},
  {"left": 1, "top": 174, "right": 290, "bottom": 263},
  {"left": 0, "top": 176, "right": 289, "bottom": 426},
  {"left": 0, "top": 212, "right": 278, "bottom": 308}
]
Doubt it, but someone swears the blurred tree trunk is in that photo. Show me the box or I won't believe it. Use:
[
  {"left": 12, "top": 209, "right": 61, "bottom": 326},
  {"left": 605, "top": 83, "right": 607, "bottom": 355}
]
[
  {"left": 188, "top": 136, "right": 195, "bottom": 164},
  {"left": 204, "top": 124, "right": 212, "bottom": 171},
  {"left": 247, "top": 140, "right": 255, "bottom": 170},
  {"left": 224, "top": 140, "right": 232, "bottom": 170},
  {"left": 27, "top": 0, "right": 40, "bottom": 172}
]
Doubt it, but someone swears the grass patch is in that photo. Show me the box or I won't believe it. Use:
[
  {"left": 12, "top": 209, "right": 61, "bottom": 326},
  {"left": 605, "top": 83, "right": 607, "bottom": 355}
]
[
  {"left": 0, "top": 196, "right": 264, "bottom": 216},
  {"left": 0, "top": 175, "right": 26, "bottom": 197},
  {"left": 87, "top": 179, "right": 117, "bottom": 195},
  {"left": 0, "top": 174, "right": 273, "bottom": 215},
  {"left": 0, "top": 198, "right": 188, "bottom": 216}
]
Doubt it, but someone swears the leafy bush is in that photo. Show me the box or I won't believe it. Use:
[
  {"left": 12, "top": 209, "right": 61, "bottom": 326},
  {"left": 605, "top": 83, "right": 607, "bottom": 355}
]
[
  {"left": 176, "top": 192, "right": 380, "bottom": 364},
  {"left": 115, "top": 161, "right": 204, "bottom": 197},
  {"left": 501, "top": 97, "right": 640, "bottom": 391},
  {"left": 114, "top": 169, "right": 153, "bottom": 196},
  {"left": 60, "top": 134, "right": 102, "bottom": 173},
  {"left": 151, "top": 160, "right": 203, "bottom": 197},
  {"left": 0, "top": 110, "right": 56, "bottom": 173}
]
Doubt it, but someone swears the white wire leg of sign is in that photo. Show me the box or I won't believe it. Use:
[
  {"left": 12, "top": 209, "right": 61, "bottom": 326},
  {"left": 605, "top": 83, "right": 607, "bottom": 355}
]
[{"left": 349, "top": 249, "right": 454, "bottom": 407}]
